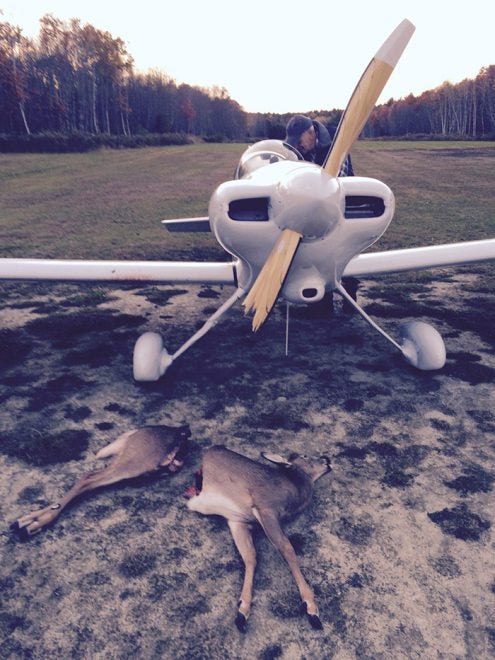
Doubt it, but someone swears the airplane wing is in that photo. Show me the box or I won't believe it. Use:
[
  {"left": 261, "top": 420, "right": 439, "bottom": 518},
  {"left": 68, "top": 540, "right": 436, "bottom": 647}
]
[
  {"left": 1, "top": 239, "right": 493, "bottom": 284},
  {"left": 0, "top": 258, "right": 236, "bottom": 284},
  {"left": 0, "top": 216, "right": 226, "bottom": 283},
  {"left": 343, "top": 239, "right": 495, "bottom": 278}
]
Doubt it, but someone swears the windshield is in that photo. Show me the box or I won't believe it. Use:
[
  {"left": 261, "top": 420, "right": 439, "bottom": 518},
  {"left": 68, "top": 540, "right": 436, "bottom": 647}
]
[{"left": 235, "top": 140, "right": 302, "bottom": 179}]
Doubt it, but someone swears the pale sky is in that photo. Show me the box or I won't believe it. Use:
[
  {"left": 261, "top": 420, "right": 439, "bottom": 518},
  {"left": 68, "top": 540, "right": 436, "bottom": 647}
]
[{"left": 1, "top": 0, "right": 493, "bottom": 113}]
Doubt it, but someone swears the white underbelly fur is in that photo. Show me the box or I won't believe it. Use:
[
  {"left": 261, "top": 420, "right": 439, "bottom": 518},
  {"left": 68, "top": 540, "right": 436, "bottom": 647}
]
[{"left": 187, "top": 491, "right": 252, "bottom": 523}]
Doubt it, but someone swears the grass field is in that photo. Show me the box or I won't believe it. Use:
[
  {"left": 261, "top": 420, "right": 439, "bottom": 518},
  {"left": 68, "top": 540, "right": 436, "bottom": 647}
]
[{"left": 1, "top": 141, "right": 494, "bottom": 260}]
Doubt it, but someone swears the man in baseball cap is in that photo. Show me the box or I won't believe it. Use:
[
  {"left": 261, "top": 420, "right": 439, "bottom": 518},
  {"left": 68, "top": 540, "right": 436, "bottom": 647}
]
[{"left": 285, "top": 114, "right": 353, "bottom": 175}]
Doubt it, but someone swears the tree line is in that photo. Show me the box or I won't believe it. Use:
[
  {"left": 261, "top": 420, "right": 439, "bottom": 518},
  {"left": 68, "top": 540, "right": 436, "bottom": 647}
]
[
  {"left": 0, "top": 14, "right": 246, "bottom": 143},
  {"left": 248, "top": 68, "right": 495, "bottom": 141},
  {"left": 367, "top": 66, "right": 495, "bottom": 139},
  {"left": 1, "top": 12, "right": 494, "bottom": 149}
]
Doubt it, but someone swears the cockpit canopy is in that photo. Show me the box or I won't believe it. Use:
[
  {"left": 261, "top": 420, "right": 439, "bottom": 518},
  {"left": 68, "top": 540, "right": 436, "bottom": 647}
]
[{"left": 235, "top": 140, "right": 302, "bottom": 179}]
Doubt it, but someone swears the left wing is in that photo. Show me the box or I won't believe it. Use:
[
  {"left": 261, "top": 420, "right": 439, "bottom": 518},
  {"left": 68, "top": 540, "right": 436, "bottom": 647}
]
[{"left": 343, "top": 238, "right": 495, "bottom": 278}]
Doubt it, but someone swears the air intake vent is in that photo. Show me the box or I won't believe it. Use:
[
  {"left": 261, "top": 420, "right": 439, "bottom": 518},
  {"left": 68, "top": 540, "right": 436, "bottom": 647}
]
[
  {"left": 228, "top": 197, "right": 269, "bottom": 221},
  {"left": 345, "top": 196, "right": 385, "bottom": 219}
]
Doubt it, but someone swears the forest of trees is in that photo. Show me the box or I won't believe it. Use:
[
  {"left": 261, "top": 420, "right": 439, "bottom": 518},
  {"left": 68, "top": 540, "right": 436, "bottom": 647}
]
[
  {"left": 367, "top": 67, "right": 495, "bottom": 138},
  {"left": 1, "top": 12, "right": 494, "bottom": 149},
  {"left": 248, "top": 68, "right": 495, "bottom": 141},
  {"left": 0, "top": 14, "right": 246, "bottom": 143}
]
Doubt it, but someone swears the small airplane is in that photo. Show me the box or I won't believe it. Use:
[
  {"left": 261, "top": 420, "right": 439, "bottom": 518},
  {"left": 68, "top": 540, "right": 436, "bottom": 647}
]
[{"left": 1, "top": 19, "right": 494, "bottom": 382}]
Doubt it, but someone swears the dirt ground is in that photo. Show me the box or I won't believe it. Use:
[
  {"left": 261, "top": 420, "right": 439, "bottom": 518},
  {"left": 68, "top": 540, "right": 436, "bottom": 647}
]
[{"left": 0, "top": 267, "right": 494, "bottom": 659}]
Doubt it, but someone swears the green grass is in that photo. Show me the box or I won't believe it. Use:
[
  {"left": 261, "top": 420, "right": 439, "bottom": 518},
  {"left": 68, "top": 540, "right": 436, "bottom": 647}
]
[
  {"left": 0, "top": 144, "right": 243, "bottom": 260},
  {"left": 353, "top": 141, "right": 495, "bottom": 249},
  {"left": 357, "top": 139, "right": 494, "bottom": 151},
  {"left": 0, "top": 141, "right": 494, "bottom": 260}
]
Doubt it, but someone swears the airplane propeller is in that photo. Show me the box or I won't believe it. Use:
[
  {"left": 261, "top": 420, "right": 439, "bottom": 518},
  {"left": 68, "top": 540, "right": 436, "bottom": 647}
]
[{"left": 243, "top": 19, "right": 416, "bottom": 331}]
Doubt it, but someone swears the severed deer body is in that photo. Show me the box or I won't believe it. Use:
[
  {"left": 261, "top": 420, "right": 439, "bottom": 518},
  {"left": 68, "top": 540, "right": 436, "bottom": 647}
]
[
  {"left": 185, "top": 445, "right": 331, "bottom": 631},
  {"left": 11, "top": 425, "right": 190, "bottom": 539}
]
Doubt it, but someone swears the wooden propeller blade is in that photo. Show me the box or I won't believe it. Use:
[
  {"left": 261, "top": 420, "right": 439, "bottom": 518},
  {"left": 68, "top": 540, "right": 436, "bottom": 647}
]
[
  {"left": 243, "top": 228, "right": 301, "bottom": 331},
  {"left": 324, "top": 19, "right": 415, "bottom": 177}
]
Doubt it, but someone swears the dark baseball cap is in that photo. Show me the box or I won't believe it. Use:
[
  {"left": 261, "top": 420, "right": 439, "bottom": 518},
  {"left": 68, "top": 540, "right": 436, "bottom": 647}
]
[{"left": 285, "top": 115, "right": 313, "bottom": 146}]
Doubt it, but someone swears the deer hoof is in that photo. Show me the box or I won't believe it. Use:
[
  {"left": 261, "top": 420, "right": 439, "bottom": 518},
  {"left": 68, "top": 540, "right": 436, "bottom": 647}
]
[
  {"left": 301, "top": 602, "right": 323, "bottom": 630},
  {"left": 10, "top": 520, "right": 41, "bottom": 541},
  {"left": 235, "top": 611, "right": 248, "bottom": 633},
  {"left": 307, "top": 613, "right": 323, "bottom": 630}
]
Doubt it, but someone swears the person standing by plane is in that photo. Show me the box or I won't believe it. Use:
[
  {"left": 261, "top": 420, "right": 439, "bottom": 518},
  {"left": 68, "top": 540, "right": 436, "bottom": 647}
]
[
  {"left": 284, "top": 114, "right": 354, "bottom": 175},
  {"left": 285, "top": 115, "right": 358, "bottom": 314}
]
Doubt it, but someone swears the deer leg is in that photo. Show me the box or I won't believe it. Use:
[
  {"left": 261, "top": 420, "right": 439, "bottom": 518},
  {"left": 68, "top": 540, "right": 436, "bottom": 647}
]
[
  {"left": 227, "top": 520, "right": 257, "bottom": 633},
  {"left": 11, "top": 462, "right": 132, "bottom": 539},
  {"left": 253, "top": 507, "right": 323, "bottom": 630}
]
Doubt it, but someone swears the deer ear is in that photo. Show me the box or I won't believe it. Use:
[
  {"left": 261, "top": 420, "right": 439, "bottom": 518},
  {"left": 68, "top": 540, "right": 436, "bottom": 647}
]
[{"left": 261, "top": 452, "right": 292, "bottom": 467}]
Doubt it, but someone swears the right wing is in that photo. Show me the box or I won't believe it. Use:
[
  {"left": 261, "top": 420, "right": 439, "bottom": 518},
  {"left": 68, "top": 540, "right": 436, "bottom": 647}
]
[
  {"left": 0, "top": 258, "right": 236, "bottom": 284},
  {"left": 343, "top": 239, "right": 495, "bottom": 278}
]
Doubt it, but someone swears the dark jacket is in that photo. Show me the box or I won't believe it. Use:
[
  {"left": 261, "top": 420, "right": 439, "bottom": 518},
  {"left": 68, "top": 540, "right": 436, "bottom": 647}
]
[{"left": 311, "top": 121, "right": 354, "bottom": 175}]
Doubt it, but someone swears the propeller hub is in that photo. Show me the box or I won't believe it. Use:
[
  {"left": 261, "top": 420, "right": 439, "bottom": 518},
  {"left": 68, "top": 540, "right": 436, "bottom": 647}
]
[{"left": 275, "top": 167, "right": 341, "bottom": 241}]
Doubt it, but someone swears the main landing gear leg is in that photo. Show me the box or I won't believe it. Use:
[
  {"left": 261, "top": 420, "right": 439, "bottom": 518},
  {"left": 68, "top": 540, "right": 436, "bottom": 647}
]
[
  {"left": 335, "top": 283, "right": 446, "bottom": 370},
  {"left": 133, "top": 288, "right": 245, "bottom": 381}
]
